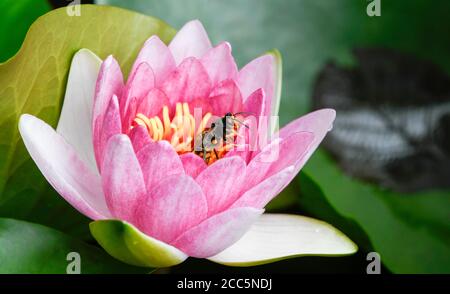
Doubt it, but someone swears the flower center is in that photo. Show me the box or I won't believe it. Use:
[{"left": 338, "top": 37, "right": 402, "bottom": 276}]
[{"left": 132, "top": 103, "right": 237, "bottom": 164}]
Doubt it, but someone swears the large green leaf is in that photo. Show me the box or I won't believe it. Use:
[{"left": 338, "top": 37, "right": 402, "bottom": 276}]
[
  {"left": 0, "top": 0, "right": 50, "bottom": 62},
  {"left": 97, "top": 0, "right": 450, "bottom": 273},
  {"left": 0, "top": 218, "right": 148, "bottom": 273},
  {"left": 301, "top": 151, "right": 450, "bottom": 273},
  {"left": 0, "top": 5, "right": 175, "bottom": 236}
]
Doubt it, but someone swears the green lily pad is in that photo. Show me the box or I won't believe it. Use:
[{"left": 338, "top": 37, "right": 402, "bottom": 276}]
[
  {"left": 90, "top": 220, "right": 187, "bottom": 268},
  {"left": 0, "top": 5, "right": 175, "bottom": 236},
  {"left": 0, "top": 218, "right": 148, "bottom": 273}
]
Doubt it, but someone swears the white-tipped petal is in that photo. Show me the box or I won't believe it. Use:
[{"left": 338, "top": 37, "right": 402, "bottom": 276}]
[
  {"left": 56, "top": 49, "right": 102, "bottom": 173},
  {"left": 209, "top": 214, "right": 357, "bottom": 266},
  {"left": 19, "top": 114, "right": 110, "bottom": 220}
]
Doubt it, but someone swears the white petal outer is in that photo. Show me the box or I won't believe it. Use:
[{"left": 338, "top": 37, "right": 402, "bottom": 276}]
[
  {"left": 56, "top": 49, "right": 102, "bottom": 173},
  {"left": 169, "top": 20, "right": 212, "bottom": 65},
  {"left": 208, "top": 214, "right": 358, "bottom": 267},
  {"left": 19, "top": 114, "right": 111, "bottom": 220}
]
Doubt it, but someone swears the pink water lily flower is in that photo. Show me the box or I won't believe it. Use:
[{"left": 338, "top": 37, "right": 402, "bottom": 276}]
[{"left": 19, "top": 20, "right": 356, "bottom": 268}]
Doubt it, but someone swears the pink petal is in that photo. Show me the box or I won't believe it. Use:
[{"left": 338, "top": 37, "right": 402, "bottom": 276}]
[
  {"left": 128, "top": 125, "right": 152, "bottom": 153},
  {"left": 161, "top": 57, "right": 211, "bottom": 105},
  {"left": 237, "top": 55, "right": 274, "bottom": 117},
  {"left": 135, "top": 174, "right": 208, "bottom": 244},
  {"left": 187, "top": 97, "right": 213, "bottom": 117},
  {"left": 243, "top": 88, "right": 265, "bottom": 119},
  {"left": 171, "top": 207, "right": 264, "bottom": 258},
  {"left": 195, "top": 156, "right": 246, "bottom": 216},
  {"left": 92, "top": 55, "right": 124, "bottom": 133},
  {"left": 136, "top": 140, "right": 184, "bottom": 192},
  {"left": 101, "top": 134, "right": 146, "bottom": 222},
  {"left": 231, "top": 166, "right": 295, "bottom": 209},
  {"left": 121, "top": 62, "right": 155, "bottom": 119},
  {"left": 169, "top": 20, "right": 212, "bottom": 65},
  {"left": 179, "top": 153, "right": 207, "bottom": 178},
  {"left": 94, "top": 95, "right": 122, "bottom": 171},
  {"left": 244, "top": 132, "right": 314, "bottom": 190},
  {"left": 209, "top": 79, "right": 243, "bottom": 117},
  {"left": 264, "top": 132, "right": 314, "bottom": 179},
  {"left": 19, "top": 114, "right": 110, "bottom": 220},
  {"left": 130, "top": 36, "right": 176, "bottom": 86},
  {"left": 241, "top": 88, "right": 266, "bottom": 159},
  {"left": 201, "top": 42, "right": 238, "bottom": 86},
  {"left": 136, "top": 88, "right": 170, "bottom": 118},
  {"left": 278, "top": 109, "right": 336, "bottom": 174}
]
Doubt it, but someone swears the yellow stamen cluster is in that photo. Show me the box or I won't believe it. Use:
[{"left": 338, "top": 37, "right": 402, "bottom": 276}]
[{"left": 133, "top": 103, "right": 212, "bottom": 153}]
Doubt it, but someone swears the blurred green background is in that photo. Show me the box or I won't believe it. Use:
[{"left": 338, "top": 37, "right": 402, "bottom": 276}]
[{"left": 0, "top": 0, "right": 448, "bottom": 273}]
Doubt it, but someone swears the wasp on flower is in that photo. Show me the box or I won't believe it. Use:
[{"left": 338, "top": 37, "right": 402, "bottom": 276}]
[{"left": 193, "top": 112, "right": 252, "bottom": 164}]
